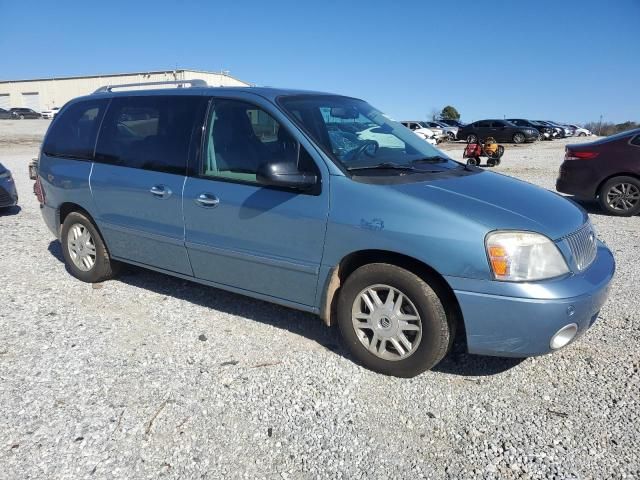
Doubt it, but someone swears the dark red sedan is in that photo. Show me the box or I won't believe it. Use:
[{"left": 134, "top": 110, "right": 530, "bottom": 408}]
[{"left": 556, "top": 128, "right": 640, "bottom": 216}]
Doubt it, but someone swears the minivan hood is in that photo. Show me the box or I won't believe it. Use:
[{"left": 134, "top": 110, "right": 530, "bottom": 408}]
[{"left": 389, "top": 170, "right": 587, "bottom": 240}]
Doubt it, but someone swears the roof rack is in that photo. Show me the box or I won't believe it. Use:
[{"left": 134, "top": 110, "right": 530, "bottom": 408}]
[{"left": 93, "top": 79, "right": 208, "bottom": 94}]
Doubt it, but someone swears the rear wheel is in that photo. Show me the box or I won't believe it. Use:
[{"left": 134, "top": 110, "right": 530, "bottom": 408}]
[
  {"left": 61, "top": 211, "right": 119, "bottom": 282},
  {"left": 598, "top": 176, "right": 640, "bottom": 216},
  {"left": 512, "top": 133, "right": 525, "bottom": 144},
  {"left": 466, "top": 134, "right": 478, "bottom": 143},
  {"left": 578, "top": 132, "right": 587, "bottom": 137},
  {"left": 18, "top": 114, "right": 24, "bottom": 120},
  {"left": 337, "top": 263, "right": 453, "bottom": 377},
  {"left": 447, "top": 131, "right": 456, "bottom": 141}
]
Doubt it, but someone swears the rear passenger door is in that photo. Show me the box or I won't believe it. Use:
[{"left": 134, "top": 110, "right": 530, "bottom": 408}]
[{"left": 91, "top": 95, "right": 208, "bottom": 275}]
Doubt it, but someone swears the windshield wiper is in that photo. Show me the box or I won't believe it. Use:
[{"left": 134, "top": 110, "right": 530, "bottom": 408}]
[
  {"left": 411, "top": 155, "right": 451, "bottom": 164},
  {"left": 347, "top": 162, "right": 421, "bottom": 172}
]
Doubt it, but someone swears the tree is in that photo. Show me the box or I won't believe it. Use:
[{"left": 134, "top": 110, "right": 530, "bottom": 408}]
[{"left": 440, "top": 105, "right": 460, "bottom": 121}]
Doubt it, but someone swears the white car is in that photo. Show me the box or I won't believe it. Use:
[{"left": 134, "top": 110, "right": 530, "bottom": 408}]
[
  {"left": 569, "top": 124, "right": 592, "bottom": 137},
  {"left": 41, "top": 107, "right": 60, "bottom": 119},
  {"left": 401, "top": 121, "right": 444, "bottom": 144}
]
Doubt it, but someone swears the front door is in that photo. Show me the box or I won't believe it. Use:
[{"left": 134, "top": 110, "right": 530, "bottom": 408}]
[
  {"left": 91, "top": 94, "right": 208, "bottom": 275},
  {"left": 183, "top": 98, "right": 329, "bottom": 307}
]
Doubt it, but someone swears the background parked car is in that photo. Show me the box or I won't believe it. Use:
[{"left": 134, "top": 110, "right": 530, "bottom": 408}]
[
  {"left": 0, "top": 108, "right": 18, "bottom": 119},
  {"left": 457, "top": 119, "right": 539, "bottom": 144},
  {"left": 507, "top": 119, "right": 554, "bottom": 141},
  {"left": 41, "top": 107, "right": 60, "bottom": 119},
  {"left": 9, "top": 108, "right": 42, "bottom": 119},
  {"left": 545, "top": 121, "right": 573, "bottom": 137},
  {"left": 569, "top": 124, "right": 592, "bottom": 137},
  {"left": 421, "top": 120, "right": 458, "bottom": 140},
  {"left": 400, "top": 121, "right": 439, "bottom": 144},
  {"left": 0, "top": 162, "right": 18, "bottom": 208},
  {"left": 557, "top": 128, "right": 640, "bottom": 216},
  {"left": 535, "top": 120, "right": 564, "bottom": 138}
]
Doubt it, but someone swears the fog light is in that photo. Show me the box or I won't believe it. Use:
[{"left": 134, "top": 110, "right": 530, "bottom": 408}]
[{"left": 550, "top": 323, "right": 578, "bottom": 350}]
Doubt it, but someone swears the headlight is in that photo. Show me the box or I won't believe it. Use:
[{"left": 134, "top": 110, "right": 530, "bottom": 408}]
[{"left": 485, "top": 231, "right": 569, "bottom": 281}]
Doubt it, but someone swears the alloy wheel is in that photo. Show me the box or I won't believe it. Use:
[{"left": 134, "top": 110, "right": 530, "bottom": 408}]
[
  {"left": 606, "top": 183, "right": 640, "bottom": 212},
  {"left": 67, "top": 223, "right": 97, "bottom": 271},
  {"left": 351, "top": 284, "right": 422, "bottom": 361}
]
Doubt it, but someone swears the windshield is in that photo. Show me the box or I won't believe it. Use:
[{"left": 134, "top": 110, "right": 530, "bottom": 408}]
[{"left": 279, "top": 95, "right": 460, "bottom": 173}]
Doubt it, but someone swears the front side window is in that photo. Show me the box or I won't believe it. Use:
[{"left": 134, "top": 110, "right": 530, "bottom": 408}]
[
  {"left": 42, "top": 99, "right": 108, "bottom": 159},
  {"left": 630, "top": 134, "right": 640, "bottom": 147},
  {"left": 476, "top": 121, "right": 491, "bottom": 128},
  {"left": 95, "top": 95, "right": 206, "bottom": 174},
  {"left": 279, "top": 95, "right": 461, "bottom": 173},
  {"left": 203, "top": 99, "right": 317, "bottom": 184}
]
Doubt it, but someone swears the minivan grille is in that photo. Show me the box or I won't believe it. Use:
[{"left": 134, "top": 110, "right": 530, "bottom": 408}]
[{"left": 564, "top": 223, "right": 597, "bottom": 272}]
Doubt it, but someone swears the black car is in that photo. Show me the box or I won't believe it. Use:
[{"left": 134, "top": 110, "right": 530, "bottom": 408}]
[
  {"left": 535, "top": 120, "right": 564, "bottom": 138},
  {"left": 0, "top": 108, "right": 17, "bottom": 119},
  {"left": 507, "top": 119, "right": 555, "bottom": 140},
  {"left": 457, "top": 119, "right": 539, "bottom": 144},
  {"left": 9, "top": 108, "right": 42, "bottom": 119}
]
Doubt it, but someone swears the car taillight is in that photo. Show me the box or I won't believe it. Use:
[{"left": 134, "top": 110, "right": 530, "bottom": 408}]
[
  {"left": 34, "top": 176, "right": 45, "bottom": 204},
  {"left": 565, "top": 149, "right": 599, "bottom": 160}
]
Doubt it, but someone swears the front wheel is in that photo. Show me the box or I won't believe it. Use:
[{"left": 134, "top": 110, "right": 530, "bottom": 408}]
[
  {"left": 512, "top": 133, "right": 526, "bottom": 144},
  {"left": 598, "top": 176, "right": 640, "bottom": 216},
  {"left": 61, "top": 211, "right": 119, "bottom": 282},
  {"left": 466, "top": 134, "right": 478, "bottom": 143},
  {"left": 337, "top": 264, "right": 453, "bottom": 377}
]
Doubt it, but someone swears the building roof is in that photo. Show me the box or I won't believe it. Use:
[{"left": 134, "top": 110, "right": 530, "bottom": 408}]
[{"left": 0, "top": 69, "right": 246, "bottom": 84}]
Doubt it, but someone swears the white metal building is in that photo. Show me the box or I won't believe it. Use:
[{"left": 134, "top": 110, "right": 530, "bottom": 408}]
[{"left": 0, "top": 69, "right": 250, "bottom": 111}]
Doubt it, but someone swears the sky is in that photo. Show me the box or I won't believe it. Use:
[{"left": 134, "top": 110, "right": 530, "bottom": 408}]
[{"left": 1, "top": 0, "right": 638, "bottom": 124}]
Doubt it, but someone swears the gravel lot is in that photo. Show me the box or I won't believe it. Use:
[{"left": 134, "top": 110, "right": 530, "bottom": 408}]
[{"left": 1, "top": 120, "right": 638, "bottom": 479}]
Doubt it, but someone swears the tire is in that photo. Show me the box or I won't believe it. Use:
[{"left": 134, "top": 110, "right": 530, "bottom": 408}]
[
  {"left": 466, "top": 158, "right": 478, "bottom": 166},
  {"left": 487, "top": 158, "right": 496, "bottom": 167},
  {"left": 18, "top": 115, "right": 24, "bottom": 120},
  {"left": 447, "top": 131, "right": 456, "bottom": 141},
  {"left": 466, "top": 134, "right": 478, "bottom": 143},
  {"left": 512, "top": 133, "right": 525, "bottom": 144},
  {"left": 578, "top": 132, "right": 587, "bottom": 137},
  {"left": 60, "top": 211, "right": 119, "bottom": 282},
  {"left": 598, "top": 176, "right": 640, "bottom": 216},
  {"left": 337, "top": 263, "right": 454, "bottom": 377}
]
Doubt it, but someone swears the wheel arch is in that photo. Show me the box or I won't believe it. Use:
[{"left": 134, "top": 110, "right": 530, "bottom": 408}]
[{"left": 320, "top": 249, "right": 464, "bottom": 339}]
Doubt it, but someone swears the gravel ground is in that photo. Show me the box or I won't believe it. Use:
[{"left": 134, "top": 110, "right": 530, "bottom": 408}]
[{"left": 0, "top": 121, "right": 638, "bottom": 479}]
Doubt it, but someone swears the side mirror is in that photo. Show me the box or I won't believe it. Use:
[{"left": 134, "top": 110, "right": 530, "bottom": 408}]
[{"left": 256, "top": 161, "right": 317, "bottom": 191}]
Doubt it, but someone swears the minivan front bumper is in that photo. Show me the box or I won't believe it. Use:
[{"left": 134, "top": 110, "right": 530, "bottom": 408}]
[{"left": 447, "top": 242, "right": 615, "bottom": 357}]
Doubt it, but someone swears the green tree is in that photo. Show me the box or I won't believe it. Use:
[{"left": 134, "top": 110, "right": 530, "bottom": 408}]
[{"left": 440, "top": 105, "right": 460, "bottom": 120}]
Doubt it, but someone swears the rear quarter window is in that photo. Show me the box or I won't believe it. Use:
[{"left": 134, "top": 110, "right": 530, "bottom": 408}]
[
  {"left": 94, "top": 95, "right": 207, "bottom": 175},
  {"left": 630, "top": 134, "right": 640, "bottom": 147},
  {"left": 42, "top": 99, "right": 108, "bottom": 159}
]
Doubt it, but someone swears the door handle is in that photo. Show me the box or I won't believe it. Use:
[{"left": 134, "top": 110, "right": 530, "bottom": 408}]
[
  {"left": 195, "top": 193, "right": 220, "bottom": 207},
  {"left": 150, "top": 185, "right": 172, "bottom": 198}
]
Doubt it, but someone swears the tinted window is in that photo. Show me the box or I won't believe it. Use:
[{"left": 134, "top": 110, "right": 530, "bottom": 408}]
[
  {"left": 630, "top": 135, "right": 640, "bottom": 147},
  {"left": 95, "top": 96, "right": 205, "bottom": 174},
  {"left": 42, "top": 99, "right": 108, "bottom": 159},
  {"left": 476, "top": 121, "right": 491, "bottom": 128},
  {"left": 203, "top": 99, "right": 317, "bottom": 185}
]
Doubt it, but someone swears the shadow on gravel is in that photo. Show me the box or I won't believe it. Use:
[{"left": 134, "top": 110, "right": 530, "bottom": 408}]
[
  {"left": 433, "top": 340, "right": 525, "bottom": 377},
  {"left": 0, "top": 205, "right": 21, "bottom": 216},
  {"left": 46, "top": 239, "right": 525, "bottom": 375},
  {"left": 563, "top": 196, "right": 638, "bottom": 217},
  {"left": 46, "top": 241, "right": 347, "bottom": 360}
]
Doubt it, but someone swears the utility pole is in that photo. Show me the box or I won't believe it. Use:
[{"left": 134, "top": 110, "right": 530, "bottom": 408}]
[{"left": 598, "top": 115, "right": 603, "bottom": 136}]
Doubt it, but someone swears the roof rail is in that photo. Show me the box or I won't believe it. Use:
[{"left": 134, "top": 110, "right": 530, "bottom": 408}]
[{"left": 93, "top": 79, "right": 208, "bottom": 94}]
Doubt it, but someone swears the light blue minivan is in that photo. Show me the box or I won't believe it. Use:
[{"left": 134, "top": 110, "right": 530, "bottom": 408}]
[{"left": 36, "top": 80, "right": 615, "bottom": 377}]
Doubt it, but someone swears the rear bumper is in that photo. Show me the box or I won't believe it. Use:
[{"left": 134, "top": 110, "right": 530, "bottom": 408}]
[
  {"left": 447, "top": 243, "right": 615, "bottom": 357},
  {"left": 556, "top": 161, "right": 598, "bottom": 198},
  {"left": 40, "top": 203, "right": 59, "bottom": 238}
]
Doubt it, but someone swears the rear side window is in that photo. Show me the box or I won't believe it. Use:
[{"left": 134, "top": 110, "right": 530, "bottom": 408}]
[
  {"left": 476, "top": 121, "right": 490, "bottom": 128},
  {"left": 630, "top": 135, "right": 640, "bottom": 147},
  {"left": 95, "top": 95, "right": 206, "bottom": 174},
  {"left": 42, "top": 99, "right": 108, "bottom": 159}
]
